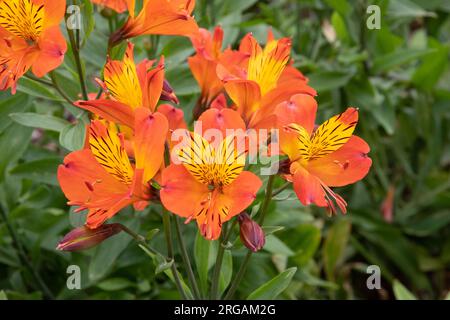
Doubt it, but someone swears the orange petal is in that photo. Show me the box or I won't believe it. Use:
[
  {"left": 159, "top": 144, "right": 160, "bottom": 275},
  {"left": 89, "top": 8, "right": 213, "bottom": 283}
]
[
  {"left": 307, "top": 135, "right": 372, "bottom": 187},
  {"left": 103, "top": 42, "right": 143, "bottom": 109},
  {"left": 112, "top": 0, "right": 198, "bottom": 44},
  {"left": 307, "top": 107, "right": 359, "bottom": 160},
  {"left": 74, "top": 99, "right": 135, "bottom": 129},
  {"left": 223, "top": 79, "right": 261, "bottom": 124},
  {"left": 198, "top": 108, "right": 246, "bottom": 142},
  {"left": 157, "top": 104, "right": 187, "bottom": 131},
  {"left": 292, "top": 165, "right": 328, "bottom": 208},
  {"left": 89, "top": 120, "right": 134, "bottom": 185},
  {"left": 91, "top": 0, "right": 129, "bottom": 13},
  {"left": 275, "top": 93, "right": 317, "bottom": 134},
  {"left": 141, "top": 56, "right": 165, "bottom": 111},
  {"left": 32, "top": 26, "right": 67, "bottom": 77},
  {"left": 85, "top": 194, "right": 134, "bottom": 229},
  {"left": 160, "top": 164, "right": 209, "bottom": 218},
  {"left": 222, "top": 171, "right": 262, "bottom": 216},
  {"left": 57, "top": 149, "right": 128, "bottom": 204},
  {"left": 188, "top": 54, "right": 222, "bottom": 105},
  {"left": 134, "top": 107, "right": 168, "bottom": 183},
  {"left": 42, "top": 0, "right": 66, "bottom": 27}
]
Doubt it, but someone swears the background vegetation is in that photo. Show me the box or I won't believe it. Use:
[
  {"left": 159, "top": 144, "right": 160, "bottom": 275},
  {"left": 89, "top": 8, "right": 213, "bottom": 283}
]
[{"left": 0, "top": 0, "right": 449, "bottom": 300}]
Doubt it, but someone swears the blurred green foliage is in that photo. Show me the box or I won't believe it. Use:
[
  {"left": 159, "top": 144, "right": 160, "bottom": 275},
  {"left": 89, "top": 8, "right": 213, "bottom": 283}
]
[{"left": 0, "top": 0, "right": 449, "bottom": 300}]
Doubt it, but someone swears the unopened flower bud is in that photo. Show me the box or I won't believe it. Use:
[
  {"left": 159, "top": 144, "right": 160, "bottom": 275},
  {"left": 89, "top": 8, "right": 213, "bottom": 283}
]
[
  {"left": 238, "top": 213, "right": 265, "bottom": 252},
  {"left": 160, "top": 79, "right": 179, "bottom": 104},
  {"left": 57, "top": 223, "right": 123, "bottom": 251}
]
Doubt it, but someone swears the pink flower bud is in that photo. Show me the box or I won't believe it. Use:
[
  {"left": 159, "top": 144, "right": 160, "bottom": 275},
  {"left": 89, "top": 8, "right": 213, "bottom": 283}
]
[
  {"left": 238, "top": 213, "right": 265, "bottom": 252},
  {"left": 57, "top": 224, "right": 123, "bottom": 252}
]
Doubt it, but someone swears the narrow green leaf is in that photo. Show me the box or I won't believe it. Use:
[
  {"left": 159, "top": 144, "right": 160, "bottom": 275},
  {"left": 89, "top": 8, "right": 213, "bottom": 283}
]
[
  {"left": 9, "top": 158, "right": 61, "bottom": 185},
  {"left": 247, "top": 267, "right": 297, "bottom": 300},
  {"left": 10, "top": 112, "right": 69, "bottom": 132},
  {"left": 218, "top": 250, "right": 233, "bottom": 296},
  {"left": 323, "top": 219, "right": 351, "bottom": 281},
  {"left": 372, "top": 48, "right": 435, "bottom": 74},
  {"left": 194, "top": 232, "right": 217, "bottom": 294},
  {"left": 393, "top": 280, "right": 417, "bottom": 300}
]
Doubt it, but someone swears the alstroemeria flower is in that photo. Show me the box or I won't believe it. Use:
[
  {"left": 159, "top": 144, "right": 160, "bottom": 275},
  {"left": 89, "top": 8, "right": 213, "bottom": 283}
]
[
  {"left": 278, "top": 96, "right": 372, "bottom": 214},
  {"left": 91, "top": 0, "right": 133, "bottom": 13},
  {"left": 160, "top": 131, "right": 262, "bottom": 240},
  {"left": 189, "top": 26, "right": 225, "bottom": 112},
  {"left": 75, "top": 42, "right": 177, "bottom": 130},
  {"left": 0, "top": 0, "right": 67, "bottom": 93},
  {"left": 109, "top": 0, "right": 198, "bottom": 47},
  {"left": 217, "top": 31, "right": 316, "bottom": 129},
  {"left": 58, "top": 107, "right": 168, "bottom": 229}
]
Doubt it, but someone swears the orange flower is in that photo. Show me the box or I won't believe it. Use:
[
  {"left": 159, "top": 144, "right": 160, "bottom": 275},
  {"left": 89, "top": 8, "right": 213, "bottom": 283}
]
[
  {"left": 160, "top": 131, "right": 262, "bottom": 240},
  {"left": 217, "top": 31, "right": 316, "bottom": 129},
  {"left": 91, "top": 0, "right": 133, "bottom": 13},
  {"left": 109, "top": 0, "right": 198, "bottom": 47},
  {"left": 75, "top": 42, "right": 178, "bottom": 129},
  {"left": 278, "top": 95, "right": 372, "bottom": 214},
  {"left": 189, "top": 26, "right": 225, "bottom": 109},
  {"left": 0, "top": 0, "right": 67, "bottom": 93},
  {"left": 58, "top": 107, "right": 168, "bottom": 229}
]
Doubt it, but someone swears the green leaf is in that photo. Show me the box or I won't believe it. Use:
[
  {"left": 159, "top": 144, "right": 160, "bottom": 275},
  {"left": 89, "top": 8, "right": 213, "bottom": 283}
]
[
  {"left": 59, "top": 121, "right": 86, "bottom": 151},
  {"left": 80, "top": 0, "right": 95, "bottom": 45},
  {"left": 88, "top": 219, "right": 138, "bottom": 282},
  {"left": 393, "top": 280, "right": 417, "bottom": 300},
  {"left": 16, "top": 77, "right": 65, "bottom": 101},
  {"left": 9, "top": 158, "right": 61, "bottom": 185},
  {"left": 324, "top": 0, "right": 351, "bottom": 16},
  {"left": 412, "top": 39, "right": 449, "bottom": 90},
  {"left": 218, "top": 249, "right": 233, "bottom": 296},
  {"left": 0, "top": 123, "right": 33, "bottom": 180},
  {"left": 264, "top": 235, "right": 295, "bottom": 256},
  {"left": 308, "top": 70, "right": 354, "bottom": 92},
  {"left": 10, "top": 113, "right": 69, "bottom": 132},
  {"left": 194, "top": 232, "right": 217, "bottom": 294},
  {"left": 247, "top": 267, "right": 297, "bottom": 300},
  {"left": 290, "top": 224, "right": 321, "bottom": 267},
  {"left": 372, "top": 48, "right": 436, "bottom": 74},
  {"left": 0, "top": 290, "right": 7, "bottom": 300},
  {"left": 404, "top": 210, "right": 450, "bottom": 236},
  {"left": 97, "top": 278, "right": 134, "bottom": 291},
  {"left": 218, "top": 0, "right": 258, "bottom": 17},
  {"left": 0, "top": 93, "right": 31, "bottom": 133},
  {"left": 323, "top": 219, "right": 351, "bottom": 281},
  {"left": 331, "top": 12, "right": 349, "bottom": 44},
  {"left": 388, "top": 0, "right": 436, "bottom": 19}
]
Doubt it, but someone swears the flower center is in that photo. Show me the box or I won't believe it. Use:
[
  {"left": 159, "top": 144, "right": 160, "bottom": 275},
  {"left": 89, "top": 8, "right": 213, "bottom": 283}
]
[{"left": 0, "top": 0, "right": 45, "bottom": 42}]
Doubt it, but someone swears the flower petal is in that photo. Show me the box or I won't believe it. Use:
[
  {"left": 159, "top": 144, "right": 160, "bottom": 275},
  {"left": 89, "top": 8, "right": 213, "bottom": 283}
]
[
  {"left": 32, "top": 26, "right": 66, "bottom": 77},
  {"left": 307, "top": 135, "right": 372, "bottom": 187},
  {"left": 134, "top": 107, "right": 168, "bottom": 183},
  {"left": 222, "top": 171, "right": 262, "bottom": 216},
  {"left": 223, "top": 79, "right": 261, "bottom": 124},
  {"left": 74, "top": 99, "right": 135, "bottom": 129},
  {"left": 275, "top": 93, "right": 317, "bottom": 135},
  {"left": 160, "top": 164, "right": 209, "bottom": 218}
]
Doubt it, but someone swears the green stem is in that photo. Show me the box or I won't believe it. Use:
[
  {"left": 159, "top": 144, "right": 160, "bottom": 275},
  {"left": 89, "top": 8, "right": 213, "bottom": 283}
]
[
  {"left": 210, "top": 220, "right": 236, "bottom": 300},
  {"left": 50, "top": 72, "right": 74, "bottom": 105},
  {"left": 120, "top": 224, "right": 158, "bottom": 256},
  {"left": 0, "top": 208, "right": 54, "bottom": 299},
  {"left": 66, "top": 26, "right": 88, "bottom": 100},
  {"left": 162, "top": 209, "right": 188, "bottom": 300},
  {"left": 271, "top": 181, "right": 290, "bottom": 198},
  {"left": 224, "top": 175, "right": 276, "bottom": 299},
  {"left": 25, "top": 73, "right": 73, "bottom": 105},
  {"left": 24, "top": 74, "right": 52, "bottom": 86},
  {"left": 174, "top": 216, "right": 201, "bottom": 299}
]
